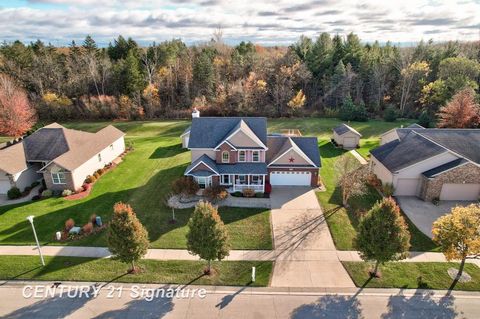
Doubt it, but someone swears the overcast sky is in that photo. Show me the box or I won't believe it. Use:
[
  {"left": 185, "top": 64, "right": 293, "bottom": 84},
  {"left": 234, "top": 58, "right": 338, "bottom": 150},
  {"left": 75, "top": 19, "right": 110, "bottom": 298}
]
[{"left": 0, "top": 0, "right": 479, "bottom": 46}]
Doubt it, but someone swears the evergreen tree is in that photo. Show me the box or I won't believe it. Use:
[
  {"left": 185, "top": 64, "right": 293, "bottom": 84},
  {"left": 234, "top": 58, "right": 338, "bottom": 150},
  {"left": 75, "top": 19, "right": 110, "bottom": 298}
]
[
  {"left": 306, "top": 32, "right": 332, "bottom": 79},
  {"left": 329, "top": 60, "right": 348, "bottom": 107},
  {"left": 107, "top": 202, "right": 149, "bottom": 272},
  {"left": 83, "top": 35, "right": 97, "bottom": 53},
  {"left": 108, "top": 35, "right": 139, "bottom": 60},
  {"left": 186, "top": 201, "right": 230, "bottom": 274},
  {"left": 331, "top": 34, "right": 345, "bottom": 69},
  {"left": 343, "top": 33, "right": 363, "bottom": 72},
  {"left": 114, "top": 49, "right": 145, "bottom": 96},
  {"left": 355, "top": 197, "right": 411, "bottom": 277},
  {"left": 193, "top": 50, "right": 215, "bottom": 98}
]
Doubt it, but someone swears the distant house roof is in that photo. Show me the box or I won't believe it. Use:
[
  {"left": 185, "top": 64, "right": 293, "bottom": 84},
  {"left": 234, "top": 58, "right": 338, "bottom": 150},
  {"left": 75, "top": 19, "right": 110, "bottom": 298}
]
[
  {"left": 422, "top": 158, "right": 468, "bottom": 178},
  {"left": 267, "top": 136, "right": 321, "bottom": 167},
  {"left": 187, "top": 117, "right": 267, "bottom": 149},
  {"left": 0, "top": 123, "right": 125, "bottom": 174},
  {"left": 370, "top": 132, "right": 446, "bottom": 172},
  {"left": 333, "top": 124, "right": 362, "bottom": 137},
  {"left": 180, "top": 126, "right": 191, "bottom": 137},
  {"left": 372, "top": 127, "right": 480, "bottom": 172},
  {"left": 406, "top": 123, "right": 425, "bottom": 129}
]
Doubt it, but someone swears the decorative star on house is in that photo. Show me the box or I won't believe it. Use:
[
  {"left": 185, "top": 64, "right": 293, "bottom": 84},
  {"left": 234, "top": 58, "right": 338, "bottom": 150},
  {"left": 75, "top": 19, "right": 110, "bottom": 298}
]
[{"left": 289, "top": 157, "right": 295, "bottom": 163}]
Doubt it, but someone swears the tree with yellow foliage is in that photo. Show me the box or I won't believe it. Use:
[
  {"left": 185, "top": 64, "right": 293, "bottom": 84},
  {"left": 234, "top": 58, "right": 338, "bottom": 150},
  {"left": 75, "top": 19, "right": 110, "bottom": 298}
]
[
  {"left": 432, "top": 204, "right": 480, "bottom": 283},
  {"left": 287, "top": 89, "right": 306, "bottom": 115}
]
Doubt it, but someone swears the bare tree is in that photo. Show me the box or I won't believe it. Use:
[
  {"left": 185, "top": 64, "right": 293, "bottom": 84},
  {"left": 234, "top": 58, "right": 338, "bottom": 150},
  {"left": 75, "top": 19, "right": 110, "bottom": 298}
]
[{"left": 334, "top": 154, "right": 368, "bottom": 207}]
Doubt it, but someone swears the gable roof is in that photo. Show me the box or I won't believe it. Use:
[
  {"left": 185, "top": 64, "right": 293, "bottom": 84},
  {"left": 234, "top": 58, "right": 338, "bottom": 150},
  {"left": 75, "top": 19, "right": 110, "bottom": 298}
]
[
  {"left": 267, "top": 136, "right": 321, "bottom": 167},
  {"left": 180, "top": 126, "right": 191, "bottom": 137},
  {"left": 0, "top": 123, "right": 125, "bottom": 174},
  {"left": 216, "top": 119, "right": 267, "bottom": 149},
  {"left": 185, "top": 154, "right": 219, "bottom": 175},
  {"left": 187, "top": 117, "right": 267, "bottom": 149},
  {"left": 370, "top": 132, "right": 446, "bottom": 172},
  {"left": 333, "top": 123, "right": 362, "bottom": 137},
  {"left": 0, "top": 143, "right": 28, "bottom": 175}
]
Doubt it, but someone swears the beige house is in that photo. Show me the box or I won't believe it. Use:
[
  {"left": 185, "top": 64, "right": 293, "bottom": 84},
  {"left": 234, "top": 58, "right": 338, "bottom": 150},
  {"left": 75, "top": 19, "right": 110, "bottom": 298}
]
[
  {"left": 332, "top": 124, "right": 361, "bottom": 149},
  {"left": 370, "top": 124, "right": 480, "bottom": 201},
  {"left": 0, "top": 123, "right": 125, "bottom": 194}
]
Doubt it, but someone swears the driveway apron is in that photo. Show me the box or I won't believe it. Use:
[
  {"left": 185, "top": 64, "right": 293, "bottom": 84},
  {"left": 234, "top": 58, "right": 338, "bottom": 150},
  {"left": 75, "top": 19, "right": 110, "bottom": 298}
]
[{"left": 270, "top": 187, "right": 355, "bottom": 288}]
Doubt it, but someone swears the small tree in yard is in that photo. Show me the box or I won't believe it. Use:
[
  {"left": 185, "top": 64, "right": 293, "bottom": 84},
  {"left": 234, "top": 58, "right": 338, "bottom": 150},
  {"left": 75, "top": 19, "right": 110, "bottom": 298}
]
[
  {"left": 334, "top": 154, "right": 368, "bottom": 207},
  {"left": 437, "top": 88, "right": 480, "bottom": 128},
  {"left": 355, "top": 197, "right": 411, "bottom": 277},
  {"left": 186, "top": 200, "right": 230, "bottom": 274},
  {"left": 432, "top": 204, "right": 480, "bottom": 284},
  {"left": 172, "top": 176, "right": 199, "bottom": 199},
  {"left": 107, "top": 202, "right": 149, "bottom": 273}
]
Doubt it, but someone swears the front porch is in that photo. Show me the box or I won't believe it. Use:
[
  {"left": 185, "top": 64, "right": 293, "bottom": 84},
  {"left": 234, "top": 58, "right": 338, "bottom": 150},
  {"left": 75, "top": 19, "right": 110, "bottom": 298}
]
[{"left": 220, "top": 174, "right": 266, "bottom": 193}]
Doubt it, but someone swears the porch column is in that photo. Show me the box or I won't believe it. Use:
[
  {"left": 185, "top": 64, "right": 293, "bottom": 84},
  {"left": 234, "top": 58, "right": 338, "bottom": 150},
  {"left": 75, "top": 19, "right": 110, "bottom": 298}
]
[{"left": 262, "top": 175, "right": 265, "bottom": 192}]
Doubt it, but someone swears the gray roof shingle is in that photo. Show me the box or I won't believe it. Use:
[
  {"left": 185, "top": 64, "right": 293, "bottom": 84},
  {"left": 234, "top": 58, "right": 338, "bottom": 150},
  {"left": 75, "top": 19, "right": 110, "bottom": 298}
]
[
  {"left": 333, "top": 124, "right": 362, "bottom": 136},
  {"left": 422, "top": 158, "right": 468, "bottom": 178},
  {"left": 267, "top": 136, "right": 321, "bottom": 167},
  {"left": 187, "top": 117, "right": 267, "bottom": 148},
  {"left": 371, "top": 132, "right": 446, "bottom": 172}
]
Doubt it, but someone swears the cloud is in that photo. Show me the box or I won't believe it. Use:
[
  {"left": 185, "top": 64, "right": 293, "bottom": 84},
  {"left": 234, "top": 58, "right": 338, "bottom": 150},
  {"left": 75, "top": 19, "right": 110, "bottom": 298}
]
[{"left": 0, "top": 0, "right": 478, "bottom": 45}]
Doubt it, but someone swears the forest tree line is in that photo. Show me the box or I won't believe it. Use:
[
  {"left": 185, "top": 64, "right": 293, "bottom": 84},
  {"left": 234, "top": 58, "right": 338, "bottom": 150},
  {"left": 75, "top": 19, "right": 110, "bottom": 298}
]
[{"left": 0, "top": 33, "right": 479, "bottom": 134}]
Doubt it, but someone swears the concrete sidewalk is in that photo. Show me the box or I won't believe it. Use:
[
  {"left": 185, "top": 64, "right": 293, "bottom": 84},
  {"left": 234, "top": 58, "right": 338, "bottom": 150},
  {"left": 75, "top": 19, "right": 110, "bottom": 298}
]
[
  {"left": 349, "top": 149, "right": 368, "bottom": 165},
  {"left": 1, "top": 245, "right": 479, "bottom": 266}
]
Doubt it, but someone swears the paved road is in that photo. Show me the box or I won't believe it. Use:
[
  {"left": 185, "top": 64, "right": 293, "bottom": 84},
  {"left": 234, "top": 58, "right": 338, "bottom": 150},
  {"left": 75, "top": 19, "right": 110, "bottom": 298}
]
[
  {"left": 1, "top": 283, "right": 479, "bottom": 318},
  {"left": 269, "top": 187, "right": 355, "bottom": 288}
]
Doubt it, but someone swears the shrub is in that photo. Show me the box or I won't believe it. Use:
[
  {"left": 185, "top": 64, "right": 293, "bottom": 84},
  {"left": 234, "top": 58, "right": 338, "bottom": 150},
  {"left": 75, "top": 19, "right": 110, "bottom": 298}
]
[
  {"left": 65, "top": 218, "right": 75, "bottom": 231},
  {"left": 340, "top": 97, "right": 369, "bottom": 122},
  {"left": 432, "top": 197, "right": 440, "bottom": 206},
  {"left": 90, "top": 213, "right": 97, "bottom": 224},
  {"left": 31, "top": 195, "right": 41, "bottom": 201},
  {"left": 38, "top": 187, "right": 46, "bottom": 195},
  {"left": 255, "top": 192, "right": 264, "bottom": 198},
  {"left": 62, "top": 189, "right": 73, "bottom": 197},
  {"left": 7, "top": 187, "right": 22, "bottom": 199},
  {"left": 96, "top": 169, "right": 104, "bottom": 176},
  {"left": 366, "top": 174, "right": 382, "bottom": 188},
  {"left": 52, "top": 190, "right": 62, "bottom": 197},
  {"left": 171, "top": 176, "right": 199, "bottom": 196},
  {"left": 85, "top": 175, "right": 96, "bottom": 184},
  {"left": 93, "top": 172, "right": 100, "bottom": 179},
  {"left": 23, "top": 186, "right": 32, "bottom": 193},
  {"left": 83, "top": 222, "right": 94, "bottom": 234},
  {"left": 417, "top": 111, "right": 432, "bottom": 128},
  {"left": 232, "top": 191, "right": 242, "bottom": 197},
  {"left": 382, "top": 183, "right": 395, "bottom": 197},
  {"left": 31, "top": 181, "right": 40, "bottom": 188},
  {"left": 383, "top": 106, "right": 398, "bottom": 122},
  {"left": 242, "top": 188, "right": 255, "bottom": 198},
  {"left": 41, "top": 189, "right": 53, "bottom": 198},
  {"left": 203, "top": 185, "right": 228, "bottom": 202}
]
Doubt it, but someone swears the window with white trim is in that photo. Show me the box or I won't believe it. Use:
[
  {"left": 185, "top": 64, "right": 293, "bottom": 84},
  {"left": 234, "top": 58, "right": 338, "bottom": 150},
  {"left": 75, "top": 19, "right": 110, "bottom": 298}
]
[
  {"left": 195, "top": 176, "right": 211, "bottom": 189},
  {"left": 110, "top": 144, "right": 114, "bottom": 151},
  {"left": 221, "top": 174, "right": 230, "bottom": 185},
  {"left": 51, "top": 172, "right": 66, "bottom": 184},
  {"left": 238, "top": 150, "right": 246, "bottom": 162},
  {"left": 252, "top": 151, "right": 260, "bottom": 162},
  {"left": 98, "top": 154, "right": 102, "bottom": 162},
  {"left": 238, "top": 175, "right": 247, "bottom": 184},
  {"left": 222, "top": 151, "right": 230, "bottom": 163},
  {"left": 251, "top": 175, "right": 260, "bottom": 184}
]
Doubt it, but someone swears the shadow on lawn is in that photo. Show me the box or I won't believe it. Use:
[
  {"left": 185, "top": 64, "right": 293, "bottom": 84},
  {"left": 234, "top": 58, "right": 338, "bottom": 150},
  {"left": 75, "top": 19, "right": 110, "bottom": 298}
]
[
  {"left": 149, "top": 143, "right": 185, "bottom": 159},
  {"left": 0, "top": 160, "right": 267, "bottom": 248}
]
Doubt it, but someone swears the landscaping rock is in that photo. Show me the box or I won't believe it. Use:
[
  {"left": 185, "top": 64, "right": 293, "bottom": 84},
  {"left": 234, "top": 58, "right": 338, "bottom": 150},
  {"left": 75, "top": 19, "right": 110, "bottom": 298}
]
[{"left": 69, "top": 226, "right": 81, "bottom": 235}]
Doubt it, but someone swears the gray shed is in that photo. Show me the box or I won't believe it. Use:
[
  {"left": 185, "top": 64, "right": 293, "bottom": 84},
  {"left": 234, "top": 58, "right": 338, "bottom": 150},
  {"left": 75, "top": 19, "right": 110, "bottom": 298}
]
[{"left": 332, "top": 124, "right": 362, "bottom": 149}]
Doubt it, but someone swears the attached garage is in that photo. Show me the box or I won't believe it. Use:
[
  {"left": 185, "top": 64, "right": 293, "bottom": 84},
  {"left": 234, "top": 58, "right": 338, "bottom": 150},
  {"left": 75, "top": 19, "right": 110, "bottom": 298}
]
[
  {"left": 270, "top": 171, "right": 311, "bottom": 186},
  {"left": 440, "top": 184, "right": 480, "bottom": 201},
  {"left": 0, "top": 175, "right": 11, "bottom": 194},
  {"left": 394, "top": 178, "right": 420, "bottom": 196}
]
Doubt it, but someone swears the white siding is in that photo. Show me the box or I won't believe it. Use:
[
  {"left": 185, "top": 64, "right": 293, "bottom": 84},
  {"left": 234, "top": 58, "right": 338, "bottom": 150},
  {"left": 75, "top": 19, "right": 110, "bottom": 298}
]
[
  {"left": 71, "top": 136, "right": 125, "bottom": 190},
  {"left": 333, "top": 131, "right": 360, "bottom": 149},
  {"left": 371, "top": 157, "right": 394, "bottom": 184},
  {"left": 380, "top": 130, "right": 399, "bottom": 145},
  {"left": 392, "top": 152, "right": 459, "bottom": 180},
  {"left": 191, "top": 149, "right": 216, "bottom": 162}
]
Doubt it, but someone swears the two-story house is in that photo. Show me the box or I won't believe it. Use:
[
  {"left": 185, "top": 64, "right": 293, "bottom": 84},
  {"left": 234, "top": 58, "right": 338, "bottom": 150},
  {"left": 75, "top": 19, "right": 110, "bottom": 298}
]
[{"left": 182, "top": 113, "right": 321, "bottom": 192}]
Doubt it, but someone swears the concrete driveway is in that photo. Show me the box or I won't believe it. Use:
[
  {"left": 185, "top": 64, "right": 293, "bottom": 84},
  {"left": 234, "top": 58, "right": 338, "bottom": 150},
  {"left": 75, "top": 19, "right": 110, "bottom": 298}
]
[
  {"left": 270, "top": 187, "right": 355, "bottom": 288},
  {"left": 397, "top": 196, "right": 476, "bottom": 238}
]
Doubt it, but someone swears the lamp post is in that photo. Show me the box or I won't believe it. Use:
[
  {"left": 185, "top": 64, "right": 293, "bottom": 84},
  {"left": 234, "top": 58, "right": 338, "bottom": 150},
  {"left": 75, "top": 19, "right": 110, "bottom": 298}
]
[{"left": 26, "top": 215, "right": 45, "bottom": 266}]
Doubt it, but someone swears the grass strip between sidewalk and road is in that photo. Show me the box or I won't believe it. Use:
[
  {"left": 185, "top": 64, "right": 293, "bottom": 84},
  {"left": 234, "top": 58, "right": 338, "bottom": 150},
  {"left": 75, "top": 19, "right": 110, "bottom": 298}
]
[
  {"left": 343, "top": 261, "right": 480, "bottom": 291},
  {"left": 0, "top": 255, "right": 272, "bottom": 287}
]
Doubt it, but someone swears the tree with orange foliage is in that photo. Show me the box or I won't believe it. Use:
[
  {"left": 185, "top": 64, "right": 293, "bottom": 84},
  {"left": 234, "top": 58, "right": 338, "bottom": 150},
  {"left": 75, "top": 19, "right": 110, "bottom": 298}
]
[
  {"left": 437, "top": 88, "right": 480, "bottom": 128},
  {"left": 0, "top": 74, "right": 37, "bottom": 137}
]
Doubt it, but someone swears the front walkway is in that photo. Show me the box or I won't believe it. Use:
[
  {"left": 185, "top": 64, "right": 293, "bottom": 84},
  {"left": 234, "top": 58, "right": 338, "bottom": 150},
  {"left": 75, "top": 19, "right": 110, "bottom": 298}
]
[
  {"left": 397, "top": 196, "right": 476, "bottom": 238},
  {"left": 349, "top": 149, "right": 368, "bottom": 165},
  {"left": 0, "top": 185, "right": 42, "bottom": 206},
  {"left": 269, "top": 187, "right": 355, "bottom": 288}
]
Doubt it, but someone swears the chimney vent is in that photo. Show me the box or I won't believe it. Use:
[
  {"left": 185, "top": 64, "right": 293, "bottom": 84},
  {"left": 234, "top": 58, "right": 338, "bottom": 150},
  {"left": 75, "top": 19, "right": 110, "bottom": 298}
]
[{"left": 192, "top": 108, "right": 200, "bottom": 118}]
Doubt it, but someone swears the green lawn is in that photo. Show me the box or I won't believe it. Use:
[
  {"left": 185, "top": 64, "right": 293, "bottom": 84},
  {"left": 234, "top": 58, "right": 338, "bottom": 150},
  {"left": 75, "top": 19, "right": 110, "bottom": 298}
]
[
  {"left": 0, "top": 255, "right": 272, "bottom": 286},
  {"left": 0, "top": 121, "right": 271, "bottom": 249},
  {"left": 343, "top": 261, "right": 480, "bottom": 291}
]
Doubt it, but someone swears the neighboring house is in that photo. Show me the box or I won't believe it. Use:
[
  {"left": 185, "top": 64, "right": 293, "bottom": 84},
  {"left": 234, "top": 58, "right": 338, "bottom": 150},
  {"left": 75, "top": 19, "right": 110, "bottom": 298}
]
[
  {"left": 182, "top": 112, "right": 320, "bottom": 192},
  {"left": 0, "top": 123, "right": 125, "bottom": 194},
  {"left": 332, "top": 124, "right": 362, "bottom": 149},
  {"left": 370, "top": 124, "right": 480, "bottom": 201}
]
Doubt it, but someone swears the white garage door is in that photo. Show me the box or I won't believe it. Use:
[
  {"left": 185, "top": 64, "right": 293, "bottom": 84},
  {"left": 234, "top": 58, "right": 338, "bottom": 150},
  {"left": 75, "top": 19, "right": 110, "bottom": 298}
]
[
  {"left": 343, "top": 137, "right": 357, "bottom": 148},
  {"left": 440, "top": 184, "right": 480, "bottom": 201},
  {"left": 394, "top": 178, "right": 420, "bottom": 196},
  {"left": 270, "top": 171, "right": 311, "bottom": 186},
  {"left": 0, "top": 179, "right": 11, "bottom": 194}
]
